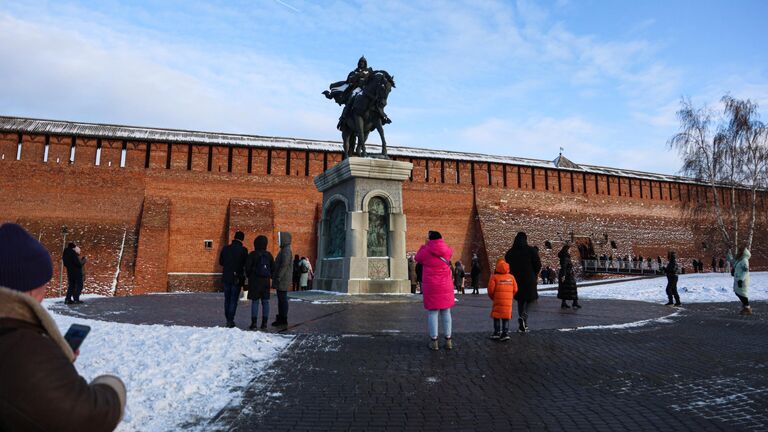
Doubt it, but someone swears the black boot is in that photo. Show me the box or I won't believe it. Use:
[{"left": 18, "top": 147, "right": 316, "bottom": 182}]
[
  {"left": 572, "top": 301, "right": 582, "bottom": 309},
  {"left": 664, "top": 298, "right": 674, "bottom": 306},
  {"left": 518, "top": 318, "right": 526, "bottom": 333},
  {"left": 561, "top": 300, "right": 570, "bottom": 309},
  {"left": 271, "top": 315, "right": 283, "bottom": 327},
  {"left": 261, "top": 317, "right": 268, "bottom": 329},
  {"left": 249, "top": 319, "right": 259, "bottom": 330}
]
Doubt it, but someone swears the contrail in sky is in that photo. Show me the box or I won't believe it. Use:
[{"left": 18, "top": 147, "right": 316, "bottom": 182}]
[{"left": 274, "top": 0, "right": 300, "bottom": 13}]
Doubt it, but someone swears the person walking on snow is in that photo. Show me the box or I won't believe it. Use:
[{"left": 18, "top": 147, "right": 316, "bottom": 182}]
[
  {"left": 487, "top": 258, "right": 518, "bottom": 341},
  {"left": 272, "top": 232, "right": 293, "bottom": 326},
  {"left": 244, "top": 235, "right": 274, "bottom": 330},
  {"left": 219, "top": 231, "right": 248, "bottom": 328},
  {"left": 557, "top": 244, "right": 581, "bottom": 309},
  {"left": 62, "top": 242, "right": 85, "bottom": 305},
  {"left": 664, "top": 251, "right": 681, "bottom": 307},
  {"left": 415, "top": 231, "right": 455, "bottom": 351},
  {"left": 727, "top": 247, "right": 752, "bottom": 315},
  {"left": 470, "top": 253, "right": 481, "bottom": 295},
  {"left": 505, "top": 232, "right": 541, "bottom": 333}
]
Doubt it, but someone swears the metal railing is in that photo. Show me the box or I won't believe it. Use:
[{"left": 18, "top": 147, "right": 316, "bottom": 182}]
[{"left": 581, "top": 259, "right": 665, "bottom": 275}]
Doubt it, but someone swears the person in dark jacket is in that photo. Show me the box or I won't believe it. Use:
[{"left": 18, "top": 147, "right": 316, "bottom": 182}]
[
  {"left": 245, "top": 235, "right": 274, "bottom": 330},
  {"left": 470, "top": 253, "right": 481, "bottom": 295},
  {"left": 664, "top": 251, "right": 681, "bottom": 307},
  {"left": 219, "top": 231, "right": 248, "bottom": 328},
  {"left": 62, "top": 242, "right": 85, "bottom": 304},
  {"left": 0, "top": 223, "right": 126, "bottom": 432},
  {"left": 453, "top": 260, "right": 466, "bottom": 294},
  {"left": 415, "top": 261, "right": 423, "bottom": 293},
  {"left": 408, "top": 255, "right": 418, "bottom": 294},
  {"left": 505, "top": 232, "right": 542, "bottom": 333},
  {"left": 292, "top": 254, "right": 301, "bottom": 291},
  {"left": 271, "top": 232, "right": 293, "bottom": 326},
  {"left": 557, "top": 244, "right": 580, "bottom": 309}
]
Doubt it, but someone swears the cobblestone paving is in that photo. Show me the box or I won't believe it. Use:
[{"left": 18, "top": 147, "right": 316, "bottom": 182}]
[
  {"left": 211, "top": 302, "right": 767, "bottom": 431},
  {"left": 48, "top": 292, "right": 671, "bottom": 333},
  {"left": 50, "top": 294, "right": 767, "bottom": 430}
]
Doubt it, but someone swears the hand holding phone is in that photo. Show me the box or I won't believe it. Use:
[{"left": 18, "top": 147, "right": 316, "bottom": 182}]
[{"left": 64, "top": 324, "right": 91, "bottom": 352}]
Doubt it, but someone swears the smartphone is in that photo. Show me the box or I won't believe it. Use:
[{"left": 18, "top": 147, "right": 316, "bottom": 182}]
[{"left": 63, "top": 324, "right": 91, "bottom": 351}]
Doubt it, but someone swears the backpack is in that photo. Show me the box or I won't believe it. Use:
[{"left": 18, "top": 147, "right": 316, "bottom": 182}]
[
  {"left": 300, "top": 260, "right": 309, "bottom": 274},
  {"left": 255, "top": 253, "right": 271, "bottom": 278}
]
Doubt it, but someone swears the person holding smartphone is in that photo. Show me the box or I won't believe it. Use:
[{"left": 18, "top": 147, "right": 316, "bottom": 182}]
[{"left": 0, "top": 223, "right": 126, "bottom": 431}]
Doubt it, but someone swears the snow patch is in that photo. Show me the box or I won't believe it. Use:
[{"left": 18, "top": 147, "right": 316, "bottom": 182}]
[
  {"left": 541, "top": 272, "right": 768, "bottom": 304},
  {"left": 559, "top": 310, "right": 681, "bottom": 332},
  {"left": 43, "top": 299, "right": 293, "bottom": 432}
]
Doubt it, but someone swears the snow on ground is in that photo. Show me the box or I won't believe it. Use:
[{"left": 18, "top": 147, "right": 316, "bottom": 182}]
[
  {"left": 540, "top": 272, "right": 768, "bottom": 304},
  {"left": 43, "top": 299, "right": 293, "bottom": 432},
  {"left": 559, "top": 310, "right": 683, "bottom": 332}
]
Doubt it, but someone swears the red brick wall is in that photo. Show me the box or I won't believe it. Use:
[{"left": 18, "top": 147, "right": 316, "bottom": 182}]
[
  {"left": 2, "top": 131, "right": 766, "bottom": 297},
  {"left": 22, "top": 134, "right": 46, "bottom": 162},
  {"left": 99, "top": 139, "right": 123, "bottom": 169},
  {"left": 134, "top": 196, "right": 171, "bottom": 294},
  {"left": 0, "top": 132, "right": 17, "bottom": 161}
]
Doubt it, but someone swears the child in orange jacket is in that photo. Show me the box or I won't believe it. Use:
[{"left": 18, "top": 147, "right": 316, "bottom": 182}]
[{"left": 487, "top": 258, "right": 518, "bottom": 341}]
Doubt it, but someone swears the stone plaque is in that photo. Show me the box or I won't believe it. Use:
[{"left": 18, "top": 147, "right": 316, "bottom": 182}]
[{"left": 368, "top": 257, "right": 390, "bottom": 279}]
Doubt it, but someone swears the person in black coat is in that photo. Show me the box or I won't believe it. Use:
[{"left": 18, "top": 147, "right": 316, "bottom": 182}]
[
  {"left": 415, "top": 262, "right": 423, "bottom": 293},
  {"left": 62, "top": 243, "right": 84, "bottom": 305},
  {"left": 504, "top": 232, "right": 542, "bottom": 333},
  {"left": 664, "top": 251, "right": 681, "bottom": 306},
  {"left": 557, "top": 244, "right": 580, "bottom": 309},
  {"left": 219, "top": 231, "right": 248, "bottom": 328},
  {"left": 245, "top": 235, "right": 274, "bottom": 330},
  {"left": 292, "top": 254, "right": 301, "bottom": 291},
  {"left": 470, "top": 253, "right": 481, "bottom": 295}
]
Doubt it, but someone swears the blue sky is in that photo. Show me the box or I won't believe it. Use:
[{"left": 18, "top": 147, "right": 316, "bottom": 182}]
[{"left": 1, "top": 0, "right": 766, "bottom": 174}]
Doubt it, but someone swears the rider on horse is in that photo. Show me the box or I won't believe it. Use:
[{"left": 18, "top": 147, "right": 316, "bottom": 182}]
[{"left": 325, "top": 56, "right": 391, "bottom": 130}]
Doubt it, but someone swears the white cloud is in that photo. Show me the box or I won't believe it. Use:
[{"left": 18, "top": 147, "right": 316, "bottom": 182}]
[
  {"left": 457, "top": 116, "right": 604, "bottom": 162},
  {"left": 0, "top": 0, "right": 762, "bottom": 178},
  {"left": 0, "top": 11, "right": 339, "bottom": 140}
]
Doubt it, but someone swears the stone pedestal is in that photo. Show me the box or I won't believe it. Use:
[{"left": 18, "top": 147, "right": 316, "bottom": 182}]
[{"left": 313, "top": 157, "right": 413, "bottom": 294}]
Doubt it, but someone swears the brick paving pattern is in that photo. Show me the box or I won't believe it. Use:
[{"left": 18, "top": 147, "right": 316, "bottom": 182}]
[
  {"left": 52, "top": 294, "right": 767, "bottom": 431},
  {"left": 210, "top": 302, "right": 766, "bottom": 431}
]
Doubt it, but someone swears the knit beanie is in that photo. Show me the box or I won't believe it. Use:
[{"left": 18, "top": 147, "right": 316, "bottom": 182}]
[
  {"left": 428, "top": 231, "right": 442, "bottom": 240},
  {"left": 0, "top": 223, "right": 53, "bottom": 292}
]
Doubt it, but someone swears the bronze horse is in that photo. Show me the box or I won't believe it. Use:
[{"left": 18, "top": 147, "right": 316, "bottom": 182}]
[{"left": 338, "top": 71, "right": 395, "bottom": 158}]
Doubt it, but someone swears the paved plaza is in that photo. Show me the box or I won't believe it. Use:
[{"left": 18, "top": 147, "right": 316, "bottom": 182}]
[{"left": 53, "top": 293, "right": 767, "bottom": 431}]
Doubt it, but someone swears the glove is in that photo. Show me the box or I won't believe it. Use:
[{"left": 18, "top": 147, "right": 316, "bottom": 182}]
[{"left": 92, "top": 375, "right": 127, "bottom": 421}]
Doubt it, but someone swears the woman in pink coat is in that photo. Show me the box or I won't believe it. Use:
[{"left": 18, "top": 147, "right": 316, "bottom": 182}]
[{"left": 415, "top": 231, "right": 455, "bottom": 351}]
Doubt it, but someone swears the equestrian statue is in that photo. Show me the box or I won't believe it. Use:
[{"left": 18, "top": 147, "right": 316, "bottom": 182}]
[{"left": 323, "top": 56, "right": 395, "bottom": 159}]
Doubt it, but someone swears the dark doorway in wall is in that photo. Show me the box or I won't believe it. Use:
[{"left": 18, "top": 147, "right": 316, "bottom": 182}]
[{"left": 573, "top": 236, "right": 596, "bottom": 260}]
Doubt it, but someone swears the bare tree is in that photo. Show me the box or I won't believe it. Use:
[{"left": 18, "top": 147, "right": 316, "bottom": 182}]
[{"left": 668, "top": 95, "right": 767, "bottom": 255}]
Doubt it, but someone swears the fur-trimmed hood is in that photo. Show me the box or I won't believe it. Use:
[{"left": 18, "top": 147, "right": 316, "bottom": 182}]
[{"left": 0, "top": 286, "right": 74, "bottom": 362}]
